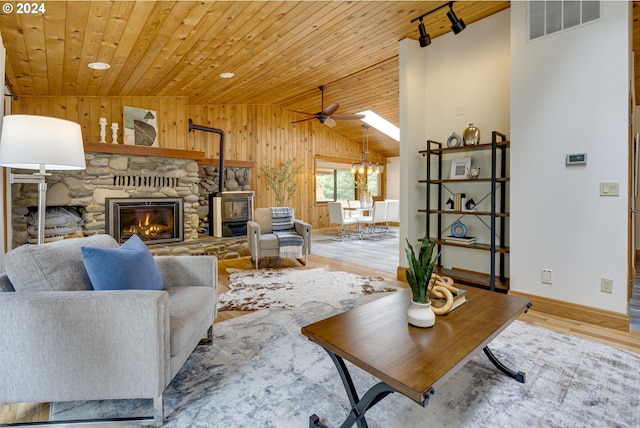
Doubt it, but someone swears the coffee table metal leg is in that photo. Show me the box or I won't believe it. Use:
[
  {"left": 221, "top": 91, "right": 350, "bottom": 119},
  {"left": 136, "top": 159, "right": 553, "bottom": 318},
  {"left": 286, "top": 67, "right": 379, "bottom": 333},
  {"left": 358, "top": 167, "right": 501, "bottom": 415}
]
[
  {"left": 483, "top": 346, "right": 526, "bottom": 383},
  {"left": 310, "top": 349, "right": 397, "bottom": 428}
]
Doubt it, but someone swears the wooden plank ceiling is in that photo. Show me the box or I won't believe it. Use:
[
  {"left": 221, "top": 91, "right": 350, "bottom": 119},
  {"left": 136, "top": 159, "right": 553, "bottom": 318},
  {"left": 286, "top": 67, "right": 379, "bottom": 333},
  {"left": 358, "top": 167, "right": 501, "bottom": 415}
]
[{"left": 0, "top": 1, "right": 511, "bottom": 158}]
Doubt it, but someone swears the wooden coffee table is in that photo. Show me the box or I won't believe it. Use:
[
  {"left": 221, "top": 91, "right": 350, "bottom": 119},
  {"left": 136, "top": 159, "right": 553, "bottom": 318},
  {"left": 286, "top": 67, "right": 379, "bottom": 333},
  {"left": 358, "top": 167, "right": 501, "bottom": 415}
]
[{"left": 301, "top": 288, "right": 531, "bottom": 428}]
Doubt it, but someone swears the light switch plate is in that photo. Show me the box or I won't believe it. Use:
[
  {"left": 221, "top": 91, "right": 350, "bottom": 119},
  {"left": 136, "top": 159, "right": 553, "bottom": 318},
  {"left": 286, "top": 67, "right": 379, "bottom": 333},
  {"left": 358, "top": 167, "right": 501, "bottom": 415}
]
[{"left": 600, "top": 182, "right": 619, "bottom": 196}]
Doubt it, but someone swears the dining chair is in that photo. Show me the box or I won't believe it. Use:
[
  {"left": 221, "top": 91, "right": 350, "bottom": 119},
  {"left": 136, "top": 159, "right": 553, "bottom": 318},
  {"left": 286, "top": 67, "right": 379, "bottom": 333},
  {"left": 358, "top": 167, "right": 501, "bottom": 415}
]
[
  {"left": 384, "top": 199, "right": 399, "bottom": 233},
  {"left": 357, "top": 201, "right": 388, "bottom": 239},
  {"left": 328, "top": 201, "right": 357, "bottom": 241}
]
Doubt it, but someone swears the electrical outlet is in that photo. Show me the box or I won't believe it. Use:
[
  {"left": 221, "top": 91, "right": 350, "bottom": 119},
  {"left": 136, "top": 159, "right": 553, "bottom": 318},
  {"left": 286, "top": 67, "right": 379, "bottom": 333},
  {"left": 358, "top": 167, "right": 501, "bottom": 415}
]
[
  {"left": 601, "top": 278, "right": 613, "bottom": 293},
  {"left": 541, "top": 269, "right": 552, "bottom": 284}
]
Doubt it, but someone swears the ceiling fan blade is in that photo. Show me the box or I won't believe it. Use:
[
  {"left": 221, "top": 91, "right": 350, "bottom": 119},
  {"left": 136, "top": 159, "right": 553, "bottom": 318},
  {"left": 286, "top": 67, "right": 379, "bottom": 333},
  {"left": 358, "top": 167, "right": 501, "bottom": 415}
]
[
  {"left": 290, "top": 117, "right": 316, "bottom": 124},
  {"left": 323, "top": 102, "right": 339, "bottom": 116},
  {"left": 288, "top": 109, "right": 316, "bottom": 116},
  {"left": 331, "top": 114, "right": 366, "bottom": 120},
  {"left": 324, "top": 118, "right": 337, "bottom": 128}
]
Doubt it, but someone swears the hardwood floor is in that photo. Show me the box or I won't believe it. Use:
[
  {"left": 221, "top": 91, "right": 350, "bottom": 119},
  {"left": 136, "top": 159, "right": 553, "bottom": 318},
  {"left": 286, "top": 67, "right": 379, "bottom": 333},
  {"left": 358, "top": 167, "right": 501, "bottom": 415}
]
[
  {"left": 0, "top": 403, "right": 49, "bottom": 425},
  {"left": 3, "top": 250, "right": 639, "bottom": 425},
  {"left": 310, "top": 226, "right": 399, "bottom": 274}
]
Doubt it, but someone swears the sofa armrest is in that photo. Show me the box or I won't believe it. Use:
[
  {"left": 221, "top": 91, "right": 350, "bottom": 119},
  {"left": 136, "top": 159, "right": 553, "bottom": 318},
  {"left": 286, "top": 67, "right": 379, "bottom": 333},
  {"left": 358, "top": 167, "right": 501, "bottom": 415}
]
[
  {"left": 247, "top": 220, "right": 261, "bottom": 257},
  {"left": 295, "top": 219, "right": 312, "bottom": 254},
  {"left": 155, "top": 255, "right": 218, "bottom": 319},
  {"left": 154, "top": 255, "right": 217, "bottom": 290},
  {"left": 247, "top": 220, "right": 261, "bottom": 238},
  {"left": 0, "top": 290, "right": 170, "bottom": 404}
]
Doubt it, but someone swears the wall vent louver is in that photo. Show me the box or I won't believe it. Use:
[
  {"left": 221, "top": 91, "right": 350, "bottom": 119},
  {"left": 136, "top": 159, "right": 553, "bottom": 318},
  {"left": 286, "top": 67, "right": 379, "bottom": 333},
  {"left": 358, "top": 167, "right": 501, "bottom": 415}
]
[
  {"left": 113, "top": 174, "right": 179, "bottom": 188},
  {"left": 529, "top": 0, "right": 600, "bottom": 41}
]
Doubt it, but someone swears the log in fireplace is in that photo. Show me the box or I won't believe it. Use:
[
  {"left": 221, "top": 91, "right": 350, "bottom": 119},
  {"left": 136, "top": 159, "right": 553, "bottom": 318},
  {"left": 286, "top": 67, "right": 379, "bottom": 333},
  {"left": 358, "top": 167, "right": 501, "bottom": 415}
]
[{"left": 105, "top": 197, "right": 184, "bottom": 244}]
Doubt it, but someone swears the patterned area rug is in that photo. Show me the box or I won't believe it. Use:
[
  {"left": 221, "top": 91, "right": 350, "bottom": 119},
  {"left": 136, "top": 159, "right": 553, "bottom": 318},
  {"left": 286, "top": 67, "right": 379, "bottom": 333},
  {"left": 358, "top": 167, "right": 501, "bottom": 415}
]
[
  {"left": 51, "top": 297, "right": 640, "bottom": 427},
  {"left": 218, "top": 267, "right": 398, "bottom": 311}
]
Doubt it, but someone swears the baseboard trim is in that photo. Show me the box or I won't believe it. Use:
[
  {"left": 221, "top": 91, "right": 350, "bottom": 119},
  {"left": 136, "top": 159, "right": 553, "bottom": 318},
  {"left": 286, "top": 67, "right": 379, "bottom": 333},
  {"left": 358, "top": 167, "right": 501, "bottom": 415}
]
[
  {"left": 397, "top": 266, "right": 407, "bottom": 282},
  {"left": 508, "top": 290, "right": 629, "bottom": 332}
]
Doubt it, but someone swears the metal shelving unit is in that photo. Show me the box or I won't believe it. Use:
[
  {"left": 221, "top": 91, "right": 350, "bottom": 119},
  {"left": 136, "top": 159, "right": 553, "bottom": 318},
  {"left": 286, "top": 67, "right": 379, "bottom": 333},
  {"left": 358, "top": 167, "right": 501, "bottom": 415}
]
[{"left": 419, "top": 131, "right": 509, "bottom": 292}]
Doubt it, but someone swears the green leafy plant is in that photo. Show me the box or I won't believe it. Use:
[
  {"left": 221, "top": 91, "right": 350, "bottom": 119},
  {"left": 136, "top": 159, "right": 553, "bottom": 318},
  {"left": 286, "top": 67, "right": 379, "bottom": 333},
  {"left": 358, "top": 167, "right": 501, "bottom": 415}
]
[
  {"left": 405, "top": 237, "right": 439, "bottom": 304},
  {"left": 260, "top": 159, "right": 303, "bottom": 207}
]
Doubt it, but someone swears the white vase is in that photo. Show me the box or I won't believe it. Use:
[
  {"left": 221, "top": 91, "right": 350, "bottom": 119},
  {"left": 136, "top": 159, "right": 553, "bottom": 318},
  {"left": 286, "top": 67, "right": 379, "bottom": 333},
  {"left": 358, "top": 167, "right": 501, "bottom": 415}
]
[
  {"left": 360, "top": 191, "right": 373, "bottom": 208},
  {"left": 407, "top": 300, "right": 436, "bottom": 328}
]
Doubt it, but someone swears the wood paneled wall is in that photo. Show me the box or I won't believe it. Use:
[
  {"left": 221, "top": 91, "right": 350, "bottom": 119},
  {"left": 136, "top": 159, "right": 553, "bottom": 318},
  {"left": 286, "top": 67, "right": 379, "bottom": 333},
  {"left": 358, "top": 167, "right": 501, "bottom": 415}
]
[
  {"left": 12, "top": 96, "right": 189, "bottom": 149},
  {"left": 11, "top": 96, "right": 385, "bottom": 229}
]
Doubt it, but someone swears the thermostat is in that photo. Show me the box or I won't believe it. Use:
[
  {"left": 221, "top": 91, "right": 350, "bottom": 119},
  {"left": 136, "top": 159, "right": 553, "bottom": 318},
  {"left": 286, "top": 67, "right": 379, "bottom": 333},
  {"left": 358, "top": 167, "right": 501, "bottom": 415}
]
[{"left": 566, "top": 153, "right": 587, "bottom": 166}]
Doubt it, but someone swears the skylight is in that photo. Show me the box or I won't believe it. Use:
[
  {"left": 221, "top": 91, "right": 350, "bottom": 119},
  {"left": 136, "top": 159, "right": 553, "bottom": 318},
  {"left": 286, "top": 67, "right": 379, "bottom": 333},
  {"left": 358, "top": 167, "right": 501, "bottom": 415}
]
[{"left": 357, "top": 110, "right": 400, "bottom": 141}]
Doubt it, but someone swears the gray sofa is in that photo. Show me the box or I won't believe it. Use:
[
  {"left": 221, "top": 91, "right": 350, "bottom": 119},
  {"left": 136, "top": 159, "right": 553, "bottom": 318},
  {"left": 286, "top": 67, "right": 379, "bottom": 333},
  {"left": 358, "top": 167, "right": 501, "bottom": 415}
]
[{"left": 0, "top": 234, "right": 218, "bottom": 427}]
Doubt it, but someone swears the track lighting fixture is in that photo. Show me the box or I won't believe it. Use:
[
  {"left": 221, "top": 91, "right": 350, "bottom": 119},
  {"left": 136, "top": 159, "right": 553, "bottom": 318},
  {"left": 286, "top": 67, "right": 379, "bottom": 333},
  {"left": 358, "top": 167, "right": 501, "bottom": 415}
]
[
  {"left": 447, "top": 5, "right": 466, "bottom": 34},
  {"left": 417, "top": 19, "right": 431, "bottom": 48},
  {"left": 411, "top": 1, "right": 465, "bottom": 48}
]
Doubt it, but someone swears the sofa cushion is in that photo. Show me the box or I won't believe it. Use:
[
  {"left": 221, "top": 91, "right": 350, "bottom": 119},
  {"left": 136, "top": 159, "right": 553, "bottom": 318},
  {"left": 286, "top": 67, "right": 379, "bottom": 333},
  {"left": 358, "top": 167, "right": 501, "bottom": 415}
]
[
  {"left": 166, "top": 285, "right": 215, "bottom": 357},
  {"left": 81, "top": 234, "right": 165, "bottom": 291},
  {"left": 5, "top": 234, "right": 119, "bottom": 292},
  {"left": 258, "top": 233, "right": 279, "bottom": 250},
  {"left": 254, "top": 208, "right": 273, "bottom": 234}
]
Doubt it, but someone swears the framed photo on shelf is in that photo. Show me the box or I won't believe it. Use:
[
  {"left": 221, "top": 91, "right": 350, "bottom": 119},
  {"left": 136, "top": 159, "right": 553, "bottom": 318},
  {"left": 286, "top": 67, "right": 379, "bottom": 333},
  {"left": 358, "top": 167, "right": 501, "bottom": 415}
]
[{"left": 450, "top": 157, "right": 471, "bottom": 180}]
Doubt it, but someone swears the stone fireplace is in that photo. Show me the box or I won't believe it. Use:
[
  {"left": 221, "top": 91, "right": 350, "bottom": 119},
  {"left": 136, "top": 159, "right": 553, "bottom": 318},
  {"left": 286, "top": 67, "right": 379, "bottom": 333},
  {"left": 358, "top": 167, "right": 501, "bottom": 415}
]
[
  {"left": 8, "top": 150, "right": 251, "bottom": 249},
  {"left": 105, "top": 197, "right": 184, "bottom": 244}
]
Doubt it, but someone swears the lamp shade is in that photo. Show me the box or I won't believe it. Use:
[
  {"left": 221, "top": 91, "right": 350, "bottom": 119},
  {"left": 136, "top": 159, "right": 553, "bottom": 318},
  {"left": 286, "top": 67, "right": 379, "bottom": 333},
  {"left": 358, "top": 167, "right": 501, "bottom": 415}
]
[{"left": 0, "top": 115, "right": 86, "bottom": 170}]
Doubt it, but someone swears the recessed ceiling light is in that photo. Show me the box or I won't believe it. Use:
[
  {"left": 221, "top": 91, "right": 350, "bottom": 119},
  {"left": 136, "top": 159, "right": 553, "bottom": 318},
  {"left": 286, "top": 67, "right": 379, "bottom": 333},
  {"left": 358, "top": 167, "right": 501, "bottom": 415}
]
[
  {"left": 220, "top": 72, "right": 235, "bottom": 79},
  {"left": 88, "top": 62, "right": 111, "bottom": 70}
]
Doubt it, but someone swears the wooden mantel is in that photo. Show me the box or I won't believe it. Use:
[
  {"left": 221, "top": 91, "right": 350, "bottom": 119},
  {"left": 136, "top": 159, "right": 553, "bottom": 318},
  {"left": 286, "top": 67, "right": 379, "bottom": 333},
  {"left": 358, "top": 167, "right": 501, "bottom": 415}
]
[{"left": 83, "top": 143, "right": 255, "bottom": 168}]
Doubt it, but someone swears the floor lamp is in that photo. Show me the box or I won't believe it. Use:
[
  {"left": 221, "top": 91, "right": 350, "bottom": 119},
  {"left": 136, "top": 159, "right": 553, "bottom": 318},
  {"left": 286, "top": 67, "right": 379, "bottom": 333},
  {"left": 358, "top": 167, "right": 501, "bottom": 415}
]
[{"left": 0, "top": 115, "right": 86, "bottom": 244}]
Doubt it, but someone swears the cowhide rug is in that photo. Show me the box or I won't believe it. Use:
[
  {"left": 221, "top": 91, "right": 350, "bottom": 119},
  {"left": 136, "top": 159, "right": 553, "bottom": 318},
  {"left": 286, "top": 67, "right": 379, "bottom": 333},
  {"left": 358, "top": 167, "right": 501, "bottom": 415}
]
[{"left": 218, "top": 267, "right": 398, "bottom": 311}]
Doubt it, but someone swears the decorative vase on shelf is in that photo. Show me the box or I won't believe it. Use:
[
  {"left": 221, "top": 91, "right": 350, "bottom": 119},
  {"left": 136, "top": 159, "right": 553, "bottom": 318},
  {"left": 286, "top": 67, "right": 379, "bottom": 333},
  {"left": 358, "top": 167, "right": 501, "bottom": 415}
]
[
  {"left": 407, "top": 300, "right": 436, "bottom": 328},
  {"left": 463, "top": 123, "right": 480, "bottom": 145}
]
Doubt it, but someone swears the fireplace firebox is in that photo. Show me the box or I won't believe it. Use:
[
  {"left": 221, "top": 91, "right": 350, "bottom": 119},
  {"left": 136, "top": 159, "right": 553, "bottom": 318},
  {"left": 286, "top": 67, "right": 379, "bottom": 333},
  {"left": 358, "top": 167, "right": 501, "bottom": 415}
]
[{"left": 106, "top": 197, "right": 184, "bottom": 244}]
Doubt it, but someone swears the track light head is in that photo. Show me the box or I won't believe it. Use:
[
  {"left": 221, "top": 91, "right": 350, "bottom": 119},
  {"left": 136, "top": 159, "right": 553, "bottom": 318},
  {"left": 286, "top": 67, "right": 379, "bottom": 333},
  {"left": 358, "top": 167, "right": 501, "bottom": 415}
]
[
  {"left": 447, "top": 6, "right": 466, "bottom": 34},
  {"left": 418, "top": 20, "right": 431, "bottom": 48}
]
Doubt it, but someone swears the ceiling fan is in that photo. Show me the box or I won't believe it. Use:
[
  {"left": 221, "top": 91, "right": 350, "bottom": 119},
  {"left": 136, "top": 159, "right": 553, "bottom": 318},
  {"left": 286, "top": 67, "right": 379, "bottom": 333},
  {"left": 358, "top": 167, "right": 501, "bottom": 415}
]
[{"left": 290, "top": 86, "right": 365, "bottom": 128}]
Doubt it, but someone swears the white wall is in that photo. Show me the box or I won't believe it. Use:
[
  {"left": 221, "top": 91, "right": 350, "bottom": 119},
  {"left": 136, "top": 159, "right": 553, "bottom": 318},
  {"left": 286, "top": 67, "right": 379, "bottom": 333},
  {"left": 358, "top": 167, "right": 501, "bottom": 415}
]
[
  {"left": 385, "top": 156, "right": 400, "bottom": 200},
  {"left": 399, "top": 38, "right": 426, "bottom": 254},
  {"left": 400, "top": 10, "right": 511, "bottom": 271},
  {"left": 510, "top": 2, "right": 630, "bottom": 313}
]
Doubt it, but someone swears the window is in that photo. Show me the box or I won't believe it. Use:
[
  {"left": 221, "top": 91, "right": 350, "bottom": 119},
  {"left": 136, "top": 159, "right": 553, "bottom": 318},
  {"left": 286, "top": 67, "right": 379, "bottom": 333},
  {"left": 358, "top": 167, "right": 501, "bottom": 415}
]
[
  {"left": 367, "top": 171, "right": 381, "bottom": 197},
  {"left": 315, "top": 160, "right": 356, "bottom": 203},
  {"left": 315, "top": 158, "right": 384, "bottom": 203}
]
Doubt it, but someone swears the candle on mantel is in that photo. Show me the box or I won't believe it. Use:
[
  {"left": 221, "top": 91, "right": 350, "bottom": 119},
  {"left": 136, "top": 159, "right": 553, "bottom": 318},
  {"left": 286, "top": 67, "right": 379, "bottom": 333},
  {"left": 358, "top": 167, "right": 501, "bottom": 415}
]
[
  {"left": 111, "top": 123, "right": 119, "bottom": 144},
  {"left": 99, "top": 118, "right": 107, "bottom": 143}
]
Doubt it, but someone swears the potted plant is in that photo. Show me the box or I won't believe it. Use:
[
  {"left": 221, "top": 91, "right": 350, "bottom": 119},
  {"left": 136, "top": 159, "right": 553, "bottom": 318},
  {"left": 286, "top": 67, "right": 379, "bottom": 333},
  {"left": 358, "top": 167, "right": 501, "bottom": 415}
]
[
  {"left": 405, "top": 237, "right": 458, "bottom": 327},
  {"left": 260, "top": 159, "right": 303, "bottom": 207},
  {"left": 404, "top": 237, "right": 439, "bottom": 327}
]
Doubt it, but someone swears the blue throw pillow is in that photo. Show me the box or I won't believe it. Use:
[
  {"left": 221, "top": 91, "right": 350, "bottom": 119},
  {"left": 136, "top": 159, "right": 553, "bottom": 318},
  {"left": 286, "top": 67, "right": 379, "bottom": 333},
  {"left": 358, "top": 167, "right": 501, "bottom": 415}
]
[{"left": 81, "top": 234, "right": 165, "bottom": 291}]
